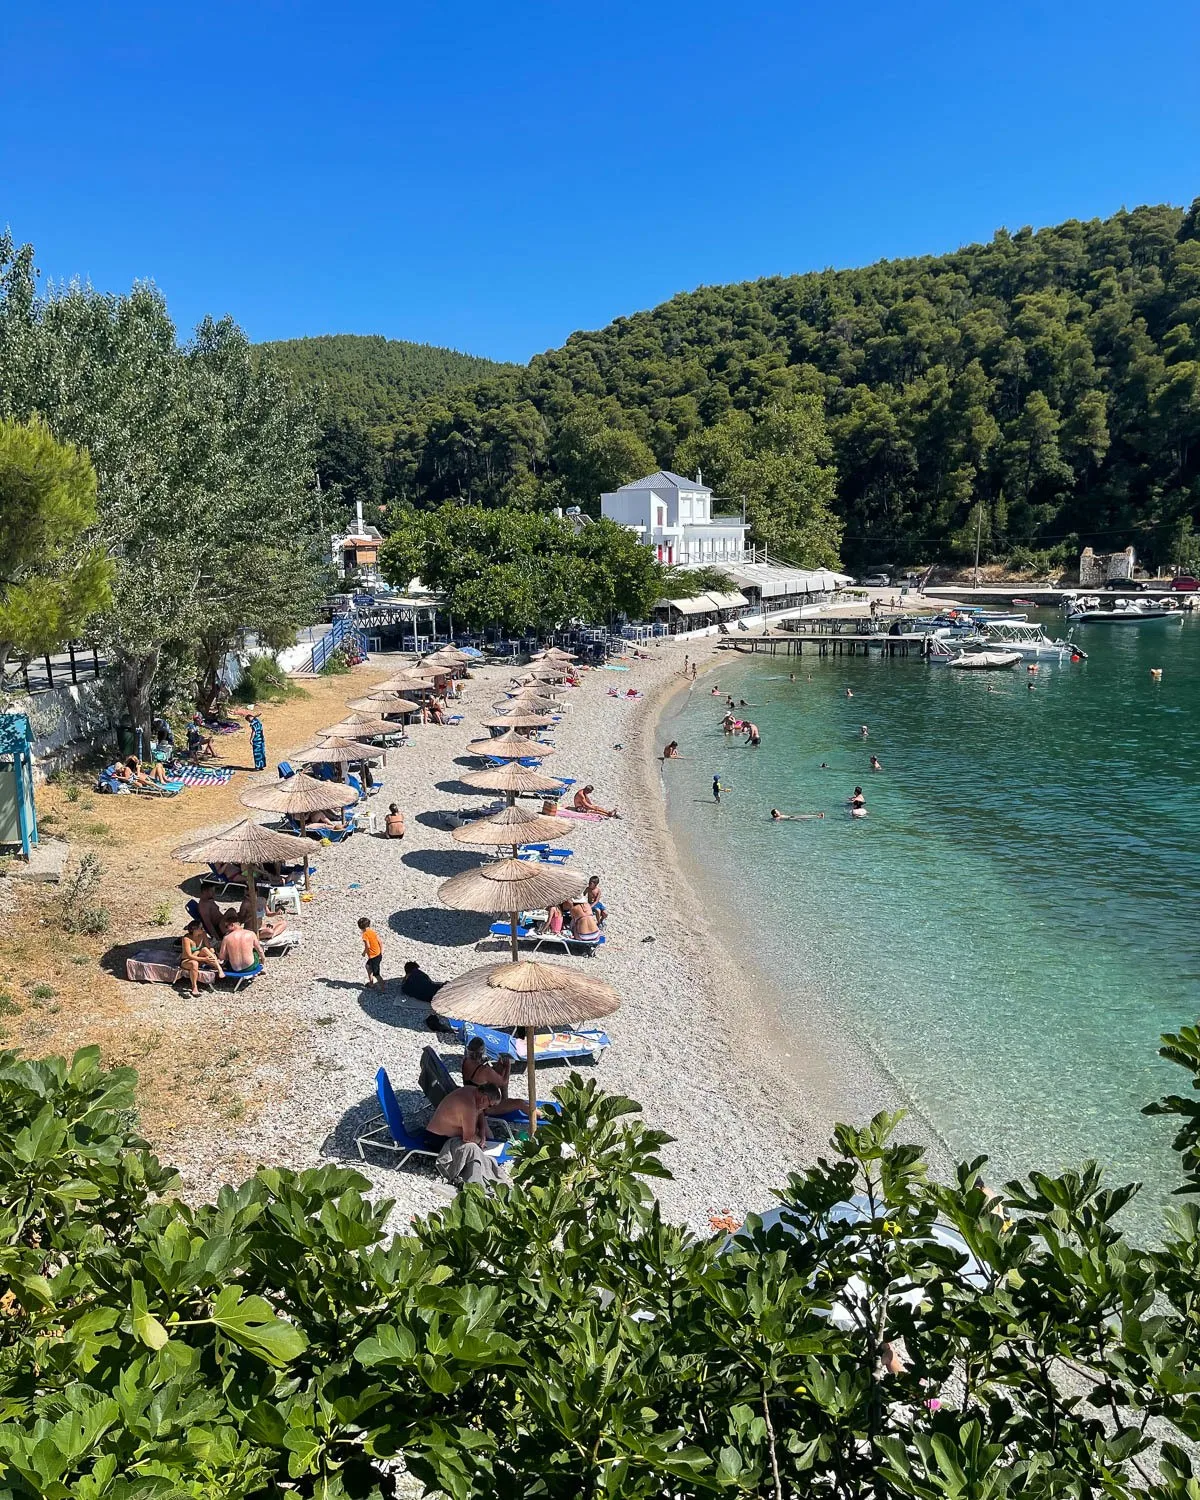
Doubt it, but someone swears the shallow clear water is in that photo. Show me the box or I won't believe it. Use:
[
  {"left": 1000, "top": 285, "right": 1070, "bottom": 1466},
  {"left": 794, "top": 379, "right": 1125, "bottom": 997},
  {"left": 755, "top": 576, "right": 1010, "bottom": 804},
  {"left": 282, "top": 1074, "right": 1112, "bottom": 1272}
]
[{"left": 661, "top": 614, "right": 1200, "bottom": 1226}]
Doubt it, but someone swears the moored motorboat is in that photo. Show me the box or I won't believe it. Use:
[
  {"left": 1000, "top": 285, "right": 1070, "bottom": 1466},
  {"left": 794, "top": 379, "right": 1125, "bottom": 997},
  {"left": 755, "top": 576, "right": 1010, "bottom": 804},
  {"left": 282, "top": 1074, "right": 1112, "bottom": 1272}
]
[
  {"left": 983, "top": 622, "right": 1086, "bottom": 660},
  {"left": 944, "top": 649, "right": 1023, "bottom": 669},
  {"left": 1063, "top": 596, "right": 1182, "bottom": 624}
]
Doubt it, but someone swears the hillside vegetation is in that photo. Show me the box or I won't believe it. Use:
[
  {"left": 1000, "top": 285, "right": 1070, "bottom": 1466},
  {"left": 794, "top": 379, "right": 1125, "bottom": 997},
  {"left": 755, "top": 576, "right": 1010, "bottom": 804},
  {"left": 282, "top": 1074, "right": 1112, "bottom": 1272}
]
[
  {"left": 324, "top": 202, "right": 1200, "bottom": 571},
  {"left": 258, "top": 332, "right": 513, "bottom": 434}
]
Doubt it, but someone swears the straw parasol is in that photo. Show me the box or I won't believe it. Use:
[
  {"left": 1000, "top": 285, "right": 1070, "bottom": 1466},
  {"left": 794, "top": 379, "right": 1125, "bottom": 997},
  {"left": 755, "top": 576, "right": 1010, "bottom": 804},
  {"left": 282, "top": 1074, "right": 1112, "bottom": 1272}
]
[
  {"left": 479, "top": 711, "right": 555, "bottom": 730},
  {"left": 346, "top": 694, "right": 421, "bottom": 715},
  {"left": 466, "top": 730, "right": 556, "bottom": 761},
  {"left": 496, "top": 691, "right": 562, "bottom": 710},
  {"left": 451, "top": 803, "right": 573, "bottom": 849},
  {"left": 422, "top": 649, "right": 470, "bottom": 667},
  {"left": 292, "top": 740, "right": 383, "bottom": 765},
  {"left": 439, "top": 858, "right": 586, "bottom": 965},
  {"left": 320, "top": 717, "right": 404, "bottom": 739},
  {"left": 239, "top": 778, "right": 357, "bottom": 816},
  {"left": 433, "top": 960, "right": 619, "bottom": 1132},
  {"left": 459, "top": 763, "right": 565, "bottom": 798},
  {"left": 530, "top": 649, "right": 577, "bottom": 662},
  {"left": 173, "top": 818, "right": 316, "bottom": 918},
  {"left": 378, "top": 669, "right": 442, "bottom": 688}
]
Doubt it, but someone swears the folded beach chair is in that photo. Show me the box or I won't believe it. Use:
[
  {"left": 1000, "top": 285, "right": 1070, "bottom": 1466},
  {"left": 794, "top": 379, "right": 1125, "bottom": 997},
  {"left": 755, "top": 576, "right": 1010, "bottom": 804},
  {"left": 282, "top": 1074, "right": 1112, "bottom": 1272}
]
[
  {"left": 277, "top": 761, "right": 295, "bottom": 779},
  {"left": 488, "top": 921, "right": 606, "bottom": 956},
  {"left": 419, "top": 1045, "right": 455, "bottom": 1110},
  {"left": 355, "top": 1067, "right": 508, "bottom": 1170}
]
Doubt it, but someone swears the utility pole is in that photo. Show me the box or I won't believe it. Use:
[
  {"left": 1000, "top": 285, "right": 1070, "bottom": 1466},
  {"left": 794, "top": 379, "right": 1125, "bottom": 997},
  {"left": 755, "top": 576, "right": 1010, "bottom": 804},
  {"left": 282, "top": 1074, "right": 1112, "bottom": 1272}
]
[{"left": 972, "top": 501, "right": 983, "bottom": 588}]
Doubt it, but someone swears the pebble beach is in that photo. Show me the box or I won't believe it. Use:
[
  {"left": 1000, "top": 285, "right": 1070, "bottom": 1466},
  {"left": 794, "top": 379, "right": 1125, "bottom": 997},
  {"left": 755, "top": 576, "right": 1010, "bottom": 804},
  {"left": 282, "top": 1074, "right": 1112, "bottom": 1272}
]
[{"left": 141, "top": 642, "right": 855, "bottom": 1233}]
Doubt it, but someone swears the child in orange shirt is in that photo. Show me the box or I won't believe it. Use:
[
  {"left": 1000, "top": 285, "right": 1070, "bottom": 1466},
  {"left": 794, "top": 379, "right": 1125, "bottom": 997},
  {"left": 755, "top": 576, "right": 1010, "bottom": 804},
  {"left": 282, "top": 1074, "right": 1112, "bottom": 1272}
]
[{"left": 357, "top": 916, "right": 383, "bottom": 988}]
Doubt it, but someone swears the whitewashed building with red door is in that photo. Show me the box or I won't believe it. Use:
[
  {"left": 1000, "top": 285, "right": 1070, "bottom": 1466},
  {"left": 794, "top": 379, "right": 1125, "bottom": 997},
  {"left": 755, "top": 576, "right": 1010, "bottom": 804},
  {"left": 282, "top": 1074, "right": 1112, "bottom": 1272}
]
[{"left": 599, "top": 470, "right": 748, "bottom": 566}]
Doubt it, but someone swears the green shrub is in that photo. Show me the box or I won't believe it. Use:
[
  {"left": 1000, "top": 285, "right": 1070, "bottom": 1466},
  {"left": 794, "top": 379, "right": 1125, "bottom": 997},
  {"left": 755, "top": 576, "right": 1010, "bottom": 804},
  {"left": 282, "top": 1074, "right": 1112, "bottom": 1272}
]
[
  {"left": 149, "top": 900, "right": 171, "bottom": 927},
  {"left": 5, "top": 1041, "right": 1200, "bottom": 1496},
  {"left": 232, "top": 653, "right": 300, "bottom": 704},
  {"left": 57, "top": 851, "right": 111, "bottom": 936}
]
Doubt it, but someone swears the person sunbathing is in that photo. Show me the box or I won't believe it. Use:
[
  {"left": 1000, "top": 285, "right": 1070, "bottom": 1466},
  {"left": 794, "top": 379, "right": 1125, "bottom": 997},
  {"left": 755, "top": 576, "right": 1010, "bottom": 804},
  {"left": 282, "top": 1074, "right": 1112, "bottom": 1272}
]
[
  {"left": 237, "top": 891, "right": 287, "bottom": 941},
  {"left": 218, "top": 918, "right": 266, "bottom": 977},
  {"left": 573, "top": 785, "right": 618, "bottom": 818},
  {"left": 384, "top": 803, "right": 405, "bottom": 838},
  {"left": 187, "top": 715, "right": 216, "bottom": 761},
  {"left": 462, "top": 1037, "right": 512, "bottom": 1098},
  {"left": 568, "top": 900, "right": 600, "bottom": 940},
  {"left": 297, "top": 810, "right": 350, "bottom": 836},
  {"left": 180, "top": 921, "right": 223, "bottom": 995}
]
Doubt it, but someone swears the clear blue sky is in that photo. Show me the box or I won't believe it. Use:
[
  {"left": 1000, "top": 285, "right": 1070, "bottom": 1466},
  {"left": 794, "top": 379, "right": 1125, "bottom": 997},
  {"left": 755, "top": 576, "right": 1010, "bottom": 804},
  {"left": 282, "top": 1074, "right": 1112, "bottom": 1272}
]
[{"left": 4, "top": 1, "right": 1197, "bottom": 363}]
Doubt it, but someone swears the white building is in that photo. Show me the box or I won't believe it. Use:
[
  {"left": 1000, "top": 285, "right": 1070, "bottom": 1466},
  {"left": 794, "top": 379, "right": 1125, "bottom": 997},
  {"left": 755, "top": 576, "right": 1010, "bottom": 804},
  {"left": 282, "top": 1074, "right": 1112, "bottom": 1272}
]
[{"left": 600, "top": 470, "right": 748, "bottom": 566}]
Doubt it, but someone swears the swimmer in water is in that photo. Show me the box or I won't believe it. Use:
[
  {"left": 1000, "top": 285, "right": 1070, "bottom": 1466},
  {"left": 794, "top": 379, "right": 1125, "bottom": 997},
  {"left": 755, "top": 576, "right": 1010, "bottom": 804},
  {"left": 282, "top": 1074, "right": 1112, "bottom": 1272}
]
[
  {"left": 789, "top": 673, "right": 796, "bottom": 682},
  {"left": 869, "top": 754, "right": 882, "bottom": 771},
  {"left": 662, "top": 741, "right": 681, "bottom": 760},
  {"left": 847, "top": 786, "right": 867, "bottom": 816},
  {"left": 846, "top": 688, "right": 854, "bottom": 698},
  {"left": 771, "top": 809, "right": 824, "bottom": 820},
  {"left": 819, "top": 761, "right": 829, "bottom": 769},
  {"left": 859, "top": 724, "right": 869, "bottom": 738}
]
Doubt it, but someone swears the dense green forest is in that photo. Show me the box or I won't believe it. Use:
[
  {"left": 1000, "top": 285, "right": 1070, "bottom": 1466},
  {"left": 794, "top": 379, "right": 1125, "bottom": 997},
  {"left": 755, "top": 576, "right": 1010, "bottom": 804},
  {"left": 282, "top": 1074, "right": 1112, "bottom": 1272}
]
[
  {"left": 280, "top": 204, "right": 1200, "bottom": 570},
  {"left": 258, "top": 333, "right": 513, "bottom": 433}
]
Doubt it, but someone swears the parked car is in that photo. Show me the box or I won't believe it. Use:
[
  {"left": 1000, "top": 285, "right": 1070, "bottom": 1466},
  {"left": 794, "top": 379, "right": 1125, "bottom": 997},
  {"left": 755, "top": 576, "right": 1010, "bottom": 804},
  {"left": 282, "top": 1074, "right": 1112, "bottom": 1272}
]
[
  {"left": 1171, "top": 575, "right": 1199, "bottom": 591},
  {"left": 860, "top": 574, "right": 891, "bottom": 587},
  {"left": 1102, "top": 578, "right": 1147, "bottom": 590}
]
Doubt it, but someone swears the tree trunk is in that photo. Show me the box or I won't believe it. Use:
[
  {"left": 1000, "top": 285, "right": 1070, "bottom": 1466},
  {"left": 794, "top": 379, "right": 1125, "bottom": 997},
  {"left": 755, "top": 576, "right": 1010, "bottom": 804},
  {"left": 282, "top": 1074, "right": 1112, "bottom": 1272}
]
[{"left": 117, "top": 647, "right": 160, "bottom": 758}]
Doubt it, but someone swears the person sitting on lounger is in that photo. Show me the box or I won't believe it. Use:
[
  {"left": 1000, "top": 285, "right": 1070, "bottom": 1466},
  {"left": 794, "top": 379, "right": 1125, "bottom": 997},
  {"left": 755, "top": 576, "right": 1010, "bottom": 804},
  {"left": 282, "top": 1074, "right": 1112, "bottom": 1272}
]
[
  {"left": 585, "top": 874, "right": 607, "bottom": 925},
  {"left": 237, "top": 891, "right": 287, "bottom": 941},
  {"left": 180, "top": 921, "right": 223, "bottom": 995},
  {"left": 128, "top": 754, "right": 169, "bottom": 785},
  {"left": 573, "top": 785, "right": 618, "bottom": 818},
  {"left": 462, "top": 1037, "right": 512, "bottom": 1097},
  {"left": 384, "top": 803, "right": 405, "bottom": 838},
  {"left": 218, "top": 917, "right": 266, "bottom": 977},
  {"left": 424, "top": 1083, "right": 506, "bottom": 1190},
  {"left": 568, "top": 900, "right": 600, "bottom": 940},
  {"left": 197, "top": 890, "right": 232, "bottom": 941},
  {"left": 296, "top": 809, "right": 351, "bottom": 836},
  {"left": 538, "top": 905, "right": 564, "bottom": 936},
  {"left": 187, "top": 715, "right": 216, "bottom": 761}
]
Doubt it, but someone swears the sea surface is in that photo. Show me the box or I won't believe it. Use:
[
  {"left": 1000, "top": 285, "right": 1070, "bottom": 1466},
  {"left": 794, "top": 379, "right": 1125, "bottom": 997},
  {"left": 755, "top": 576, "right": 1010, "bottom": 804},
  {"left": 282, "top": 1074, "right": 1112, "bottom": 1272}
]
[{"left": 659, "top": 612, "right": 1200, "bottom": 1230}]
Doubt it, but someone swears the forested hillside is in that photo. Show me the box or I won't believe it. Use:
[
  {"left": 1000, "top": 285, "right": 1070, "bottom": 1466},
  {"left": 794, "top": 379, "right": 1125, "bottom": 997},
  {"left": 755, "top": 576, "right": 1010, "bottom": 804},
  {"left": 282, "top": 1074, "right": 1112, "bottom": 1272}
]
[
  {"left": 305, "top": 203, "right": 1200, "bottom": 570},
  {"left": 258, "top": 333, "right": 512, "bottom": 434}
]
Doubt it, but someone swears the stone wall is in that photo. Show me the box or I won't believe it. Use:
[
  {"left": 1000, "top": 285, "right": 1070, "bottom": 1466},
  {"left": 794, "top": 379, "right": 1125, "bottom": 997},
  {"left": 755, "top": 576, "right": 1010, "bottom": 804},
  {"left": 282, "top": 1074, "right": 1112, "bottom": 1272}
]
[
  {"left": 1080, "top": 545, "right": 1136, "bottom": 586},
  {"left": 5, "top": 679, "right": 119, "bottom": 777}
]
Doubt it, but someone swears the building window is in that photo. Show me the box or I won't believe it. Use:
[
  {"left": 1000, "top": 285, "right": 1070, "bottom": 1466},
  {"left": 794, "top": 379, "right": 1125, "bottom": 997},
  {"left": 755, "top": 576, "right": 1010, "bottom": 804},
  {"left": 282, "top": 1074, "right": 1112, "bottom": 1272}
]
[{"left": 656, "top": 505, "right": 664, "bottom": 529}]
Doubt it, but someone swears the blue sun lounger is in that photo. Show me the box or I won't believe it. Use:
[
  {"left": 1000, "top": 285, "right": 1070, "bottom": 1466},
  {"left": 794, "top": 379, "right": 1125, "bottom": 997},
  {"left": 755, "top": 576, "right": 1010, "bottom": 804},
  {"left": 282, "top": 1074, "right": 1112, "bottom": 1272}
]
[
  {"left": 442, "top": 1017, "right": 610, "bottom": 1066},
  {"left": 516, "top": 843, "right": 574, "bottom": 864},
  {"left": 356, "top": 1067, "right": 510, "bottom": 1170},
  {"left": 489, "top": 920, "right": 605, "bottom": 956}
]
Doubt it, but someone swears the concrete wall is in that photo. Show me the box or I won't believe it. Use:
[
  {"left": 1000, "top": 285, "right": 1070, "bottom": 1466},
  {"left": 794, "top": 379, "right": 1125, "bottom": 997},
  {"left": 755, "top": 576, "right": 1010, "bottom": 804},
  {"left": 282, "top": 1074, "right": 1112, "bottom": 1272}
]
[{"left": 7, "top": 679, "right": 119, "bottom": 774}]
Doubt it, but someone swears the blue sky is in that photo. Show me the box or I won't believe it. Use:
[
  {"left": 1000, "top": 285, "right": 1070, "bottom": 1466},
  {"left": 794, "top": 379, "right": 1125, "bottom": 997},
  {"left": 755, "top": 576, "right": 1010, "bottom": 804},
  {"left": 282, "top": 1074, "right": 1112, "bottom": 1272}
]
[{"left": 3, "top": 1, "right": 1197, "bottom": 363}]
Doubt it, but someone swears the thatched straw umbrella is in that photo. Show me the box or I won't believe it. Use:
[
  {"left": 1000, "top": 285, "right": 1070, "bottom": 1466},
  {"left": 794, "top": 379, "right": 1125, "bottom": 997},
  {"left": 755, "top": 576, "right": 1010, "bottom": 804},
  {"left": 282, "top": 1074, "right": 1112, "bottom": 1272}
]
[
  {"left": 439, "top": 859, "right": 586, "bottom": 969},
  {"left": 432, "top": 960, "right": 619, "bottom": 1132},
  {"left": 239, "top": 779, "right": 357, "bottom": 816},
  {"left": 530, "top": 649, "right": 577, "bottom": 662},
  {"left": 376, "top": 670, "right": 442, "bottom": 692},
  {"left": 346, "top": 694, "right": 421, "bottom": 716},
  {"left": 292, "top": 739, "right": 383, "bottom": 765},
  {"left": 451, "top": 803, "right": 573, "bottom": 852},
  {"left": 466, "top": 730, "right": 556, "bottom": 762},
  {"left": 173, "top": 819, "right": 315, "bottom": 919},
  {"left": 479, "top": 711, "right": 555, "bottom": 730},
  {"left": 495, "top": 691, "right": 563, "bottom": 711},
  {"left": 320, "top": 716, "right": 405, "bottom": 740},
  {"left": 458, "top": 763, "right": 565, "bottom": 803}
]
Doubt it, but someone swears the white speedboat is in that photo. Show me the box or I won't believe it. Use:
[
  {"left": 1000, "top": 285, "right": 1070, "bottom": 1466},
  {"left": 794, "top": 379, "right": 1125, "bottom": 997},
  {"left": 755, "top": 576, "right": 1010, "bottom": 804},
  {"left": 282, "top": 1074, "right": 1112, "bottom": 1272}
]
[
  {"left": 945, "top": 649, "right": 1023, "bottom": 670},
  {"left": 1064, "top": 596, "right": 1182, "bottom": 624},
  {"left": 983, "top": 622, "right": 1086, "bottom": 660}
]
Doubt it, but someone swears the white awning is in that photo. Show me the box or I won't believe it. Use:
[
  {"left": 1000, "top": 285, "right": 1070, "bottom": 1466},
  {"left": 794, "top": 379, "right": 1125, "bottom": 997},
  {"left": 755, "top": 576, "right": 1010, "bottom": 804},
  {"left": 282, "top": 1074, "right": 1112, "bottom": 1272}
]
[
  {"left": 665, "top": 595, "right": 712, "bottom": 615},
  {"left": 704, "top": 590, "right": 749, "bottom": 609}
]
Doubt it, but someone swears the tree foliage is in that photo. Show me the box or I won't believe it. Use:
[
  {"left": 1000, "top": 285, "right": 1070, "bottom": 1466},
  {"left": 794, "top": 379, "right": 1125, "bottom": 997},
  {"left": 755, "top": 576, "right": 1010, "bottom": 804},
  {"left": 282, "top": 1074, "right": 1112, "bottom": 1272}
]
[
  {"left": 258, "top": 333, "right": 515, "bottom": 438},
  {"left": 0, "top": 418, "right": 112, "bottom": 672},
  {"left": 292, "top": 202, "right": 1200, "bottom": 569},
  {"left": 379, "top": 504, "right": 663, "bottom": 630},
  {"left": 0, "top": 234, "right": 326, "bottom": 730},
  {"left": 8, "top": 1037, "right": 1200, "bottom": 1496}
]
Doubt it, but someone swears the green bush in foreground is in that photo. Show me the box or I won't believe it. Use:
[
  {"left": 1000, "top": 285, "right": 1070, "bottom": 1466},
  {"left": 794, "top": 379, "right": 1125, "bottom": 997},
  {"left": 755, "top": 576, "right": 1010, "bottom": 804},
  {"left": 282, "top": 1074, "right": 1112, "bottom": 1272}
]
[{"left": 4, "top": 1039, "right": 1200, "bottom": 1497}]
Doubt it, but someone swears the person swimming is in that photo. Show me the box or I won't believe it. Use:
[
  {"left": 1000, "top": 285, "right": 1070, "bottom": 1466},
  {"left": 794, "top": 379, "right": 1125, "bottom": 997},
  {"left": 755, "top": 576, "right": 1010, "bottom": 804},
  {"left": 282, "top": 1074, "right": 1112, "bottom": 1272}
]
[
  {"left": 770, "top": 809, "right": 824, "bottom": 820},
  {"left": 847, "top": 786, "right": 867, "bottom": 817},
  {"left": 869, "top": 754, "right": 882, "bottom": 771},
  {"left": 859, "top": 724, "right": 869, "bottom": 738}
]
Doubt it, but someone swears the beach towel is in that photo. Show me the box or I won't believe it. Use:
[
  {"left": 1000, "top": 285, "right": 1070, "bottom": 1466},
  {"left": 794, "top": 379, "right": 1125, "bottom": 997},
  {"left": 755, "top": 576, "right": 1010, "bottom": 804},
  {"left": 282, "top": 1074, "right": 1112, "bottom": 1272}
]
[
  {"left": 169, "top": 764, "right": 234, "bottom": 788},
  {"left": 125, "top": 949, "right": 215, "bottom": 986},
  {"left": 555, "top": 808, "right": 604, "bottom": 821}
]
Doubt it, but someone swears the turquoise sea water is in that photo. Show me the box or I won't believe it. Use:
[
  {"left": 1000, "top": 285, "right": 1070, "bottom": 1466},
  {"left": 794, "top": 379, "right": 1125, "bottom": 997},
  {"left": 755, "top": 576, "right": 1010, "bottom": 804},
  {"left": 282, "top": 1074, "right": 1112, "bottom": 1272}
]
[{"left": 660, "top": 614, "right": 1200, "bottom": 1227}]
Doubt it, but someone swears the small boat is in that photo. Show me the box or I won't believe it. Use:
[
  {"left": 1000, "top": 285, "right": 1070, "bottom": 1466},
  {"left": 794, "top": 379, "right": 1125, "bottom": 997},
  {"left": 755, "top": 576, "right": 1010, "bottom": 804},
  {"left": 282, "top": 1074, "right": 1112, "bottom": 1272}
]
[
  {"left": 1064, "top": 596, "right": 1182, "bottom": 625},
  {"left": 1012, "top": 598, "right": 1038, "bottom": 608},
  {"left": 945, "top": 649, "right": 1023, "bottom": 670},
  {"left": 983, "top": 623, "right": 1086, "bottom": 660}
]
